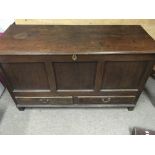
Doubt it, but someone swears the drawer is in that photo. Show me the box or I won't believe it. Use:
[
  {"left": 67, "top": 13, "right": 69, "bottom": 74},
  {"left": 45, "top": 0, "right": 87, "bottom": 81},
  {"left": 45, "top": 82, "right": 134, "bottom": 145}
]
[
  {"left": 16, "top": 97, "right": 73, "bottom": 105},
  {"left": 78, "top": 96, "right": 136, "bottom": 104}
]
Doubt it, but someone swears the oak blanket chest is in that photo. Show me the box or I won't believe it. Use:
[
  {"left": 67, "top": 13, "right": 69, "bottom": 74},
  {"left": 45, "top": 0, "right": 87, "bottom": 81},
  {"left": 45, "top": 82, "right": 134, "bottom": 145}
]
[{"left": 0, "top": 23, "right": 155, "bottom": 111}]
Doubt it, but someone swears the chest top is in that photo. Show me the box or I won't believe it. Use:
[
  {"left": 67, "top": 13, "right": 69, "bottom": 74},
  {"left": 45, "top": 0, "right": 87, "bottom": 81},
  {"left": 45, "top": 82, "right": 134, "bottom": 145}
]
[{"left": 0, "top": 23, "right": 155, "bottom": 55}]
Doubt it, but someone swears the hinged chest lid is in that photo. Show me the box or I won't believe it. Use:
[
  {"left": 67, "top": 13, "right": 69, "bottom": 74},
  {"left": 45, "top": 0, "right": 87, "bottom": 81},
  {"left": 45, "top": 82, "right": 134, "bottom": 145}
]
[{"left": 0, "top": 23, "right": 155, "bottom": 55}]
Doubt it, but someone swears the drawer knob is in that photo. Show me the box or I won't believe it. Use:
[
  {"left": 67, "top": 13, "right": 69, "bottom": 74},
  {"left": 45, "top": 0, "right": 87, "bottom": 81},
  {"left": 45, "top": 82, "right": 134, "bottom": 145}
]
[
  {"left": 102, "top": 97, "right": 111, "bottom": 103},
  {"left": 72, "top": 54, "right": 77, "bottom": 61}
]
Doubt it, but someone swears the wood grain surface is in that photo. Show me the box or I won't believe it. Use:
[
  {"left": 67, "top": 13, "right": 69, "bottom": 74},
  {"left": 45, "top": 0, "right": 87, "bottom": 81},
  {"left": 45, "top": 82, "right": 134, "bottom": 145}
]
[
  {"left": 0, "top": 24, "right": 155, "bottom": 55},
  {"left": 15, "top": 19, "right": 155, "bottom": 39},
  {"left": 0, "top": 24, "right": 155, "bottom": 110}
]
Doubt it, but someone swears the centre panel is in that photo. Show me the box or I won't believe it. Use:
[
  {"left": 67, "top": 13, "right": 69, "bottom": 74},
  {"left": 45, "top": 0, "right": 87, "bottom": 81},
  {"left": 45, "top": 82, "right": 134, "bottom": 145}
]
[{"left": 53, "top": 62, "right": 97, "bottom": 90}]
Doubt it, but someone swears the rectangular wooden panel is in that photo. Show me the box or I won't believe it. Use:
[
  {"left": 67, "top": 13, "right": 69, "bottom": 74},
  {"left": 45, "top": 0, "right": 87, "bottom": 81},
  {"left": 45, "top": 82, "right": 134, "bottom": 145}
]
[
  {"left": 102, "top": 61, "right": 147, "bottom": 89},
  {"left": 78, "top": 96, "right": 136, "bottom": 104},
  {"left": 53, "top": 62, "right": 97, "bottom": 90},
  {"left": 16, "top": 97, "right": 73, "bottom": 105},
  {"left": 1, "top": 63, "right": 50, "bottom": 91}
]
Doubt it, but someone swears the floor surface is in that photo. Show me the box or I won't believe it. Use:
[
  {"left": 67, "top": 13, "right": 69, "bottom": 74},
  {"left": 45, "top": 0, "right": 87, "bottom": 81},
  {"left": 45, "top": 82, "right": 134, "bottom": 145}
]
[{"left": 0, "top": 78, "right": 155, "bottom": 135}]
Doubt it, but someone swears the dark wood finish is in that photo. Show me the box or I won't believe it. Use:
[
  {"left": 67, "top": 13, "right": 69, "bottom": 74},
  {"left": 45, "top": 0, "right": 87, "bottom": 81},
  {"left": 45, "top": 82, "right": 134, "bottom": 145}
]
[
  {"left": 1, "top": 24, "right": 155, "bottom": 55},
  {"left": 0, "top": 24, "right": 155, "bottom": 110},
  {"left": 45, "top": 62, "right": 56, "bottom": 91},
  {"left": 14, "top": 90, "right": 138, "bottom": 97},
  {"left": 102, "top": 61, "right": 147, "bottom": 89},
  {"left": 17, "top": 102, "right": 135, "bottom": 108},
  {"left": 18, "top": 107, "right": 25, "bottom": 111},
  {"left": 78, "top": 96, "right": 136, "bottom": 104},
  {"left": 132, "top": 127, "right": 155, "bottom": 135},
  {"left": 128, "top": 107, "right": 135, "bottom": 111},
  {"left": 53, "top": 62, "right": 97, "bottom": 90},
  {"left": 16, "top": 97, "right": 73, "bottom": 105},
  {"left": 1, "top": 63, "right": 50, "bottom": 91},
  {"left": 151, "top": 65, "right": 155, "bottom": 79}
]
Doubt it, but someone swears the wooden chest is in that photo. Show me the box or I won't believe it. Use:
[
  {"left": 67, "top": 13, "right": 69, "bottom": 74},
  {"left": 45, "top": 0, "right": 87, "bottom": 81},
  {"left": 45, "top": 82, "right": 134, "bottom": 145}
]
[{"left": 0, "top": 24, "right": 155, "bottom": 111}]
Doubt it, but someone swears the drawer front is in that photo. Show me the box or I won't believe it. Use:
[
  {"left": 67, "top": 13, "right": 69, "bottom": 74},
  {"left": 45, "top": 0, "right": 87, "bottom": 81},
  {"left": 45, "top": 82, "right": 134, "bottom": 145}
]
[
  {"left": 78, "top": 96, "right": 136, "bottom": 104},
  {"left": 16, "top": 97, "right": 73, "bottom": 105}
]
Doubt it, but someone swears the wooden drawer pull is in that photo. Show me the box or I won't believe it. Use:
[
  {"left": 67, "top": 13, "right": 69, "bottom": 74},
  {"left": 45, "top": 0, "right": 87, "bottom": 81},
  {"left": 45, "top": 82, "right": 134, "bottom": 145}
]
[{"left": 101, "top": 97, "right": 111, "bottom": 103}]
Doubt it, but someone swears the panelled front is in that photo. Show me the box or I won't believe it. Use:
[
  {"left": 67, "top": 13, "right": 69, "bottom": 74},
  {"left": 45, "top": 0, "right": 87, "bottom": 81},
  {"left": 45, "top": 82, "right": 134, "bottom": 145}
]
[
  {"left": 0, "top": 55, "right": 150, "bottom": 106},
  {"left": 53, "top": 62, "right": 97, "bottom": 90},
  {"left": 101, "top": 61, "right": 148, "bottom": 90},
  {"left": 1, "top": 63, "right": 50, "bottom": 92}
]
